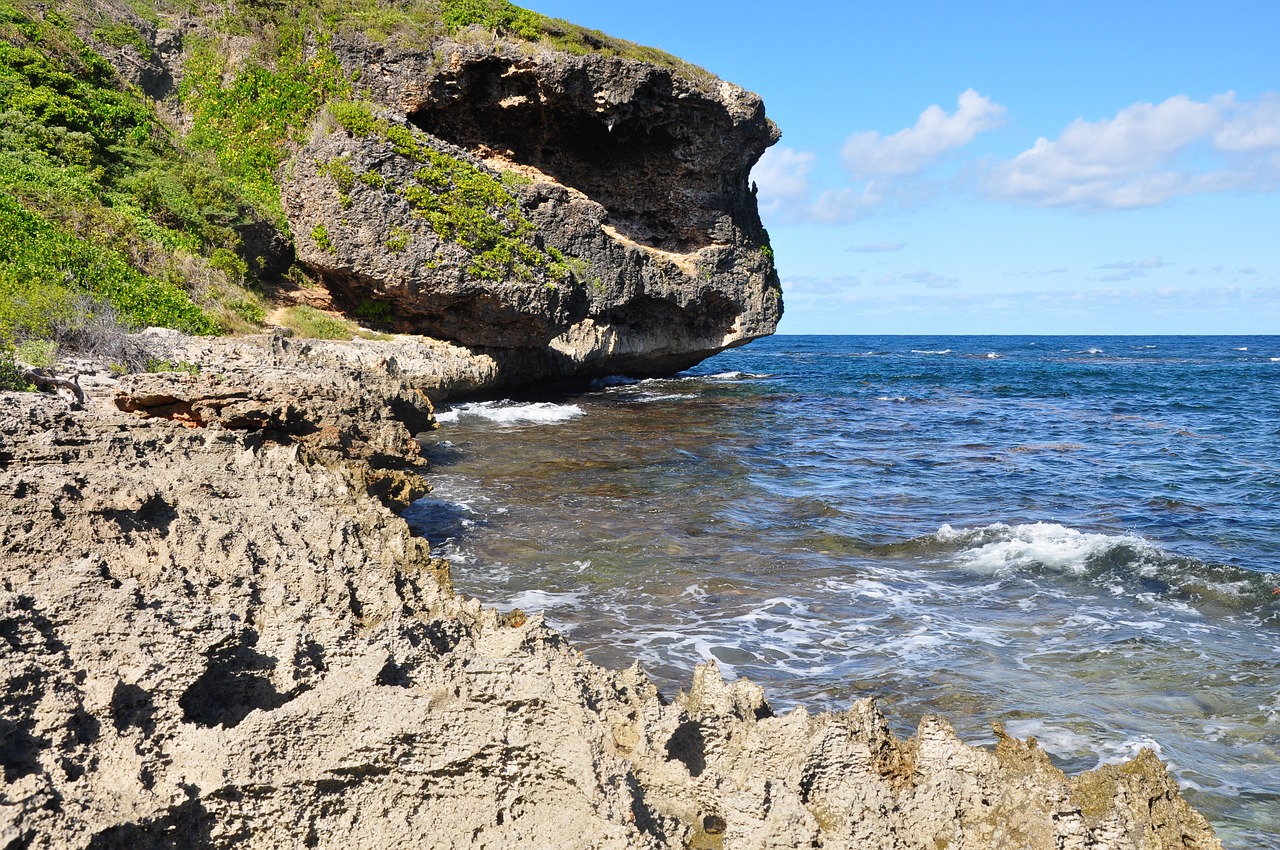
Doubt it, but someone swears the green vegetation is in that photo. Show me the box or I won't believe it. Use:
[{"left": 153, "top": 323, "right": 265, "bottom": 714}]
[
  {"left": 330, "top": 101, "right": 565, "bottom": 282},
  {"left": 500, "top": 169, "right": 533, "bottom": 192},
  {"left": 355, "top": 298, "right": 392, "bottom": 323},
  {"left": 91, "top": 21, "right": 152, "bottom": 58},
  {"left": 311, "top": 224, "right": 334, "bottom": 253},
  {"left": 0, "top": 2, "right": 266, "bottom": 383},
  {"left": 0, "top": 0, "right": 706, "bottom": 387},
  {"left": 180, "top": 27, "right": 350, "bottom": 228},
  {"left": 0, "top": 191, "right": 218, "bottom": 339},
  {"left": 278, "top": 305, "right": 354, "bottom": 339},
  {"left": 384, "top": 226, "right": 411, "bottom": 252}
]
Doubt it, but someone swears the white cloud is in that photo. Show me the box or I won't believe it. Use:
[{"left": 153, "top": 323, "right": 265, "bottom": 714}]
[
  {"left": 982, "top": 92, "right": 1280, "bottom": 210},
  {"left": 1213, "top": 92, "right": 1280, "bottom": 151},
  {"left": 872, "top": 269, "right": 960, "bottom": 288},
  {"left": 850, "top": 242, "right": 906, "bottom": 253},
  {"left": 1005, "top": 268, "right": 1069, "bottom": 278},
  {"left": 751, "top": 91, "right": 1005, "bottom": 222},
  {"left": 842, "top": 89, "right": 1007, "bottom": 179},
  {"left": 752, "top": 147, "right": 816, "bottom": 219},
  {"left": 1092, "top": 256, "right": 1173, "bottom": 282},
  {"left": 779, "top": 275, "right": 863, "bottom": 308}
]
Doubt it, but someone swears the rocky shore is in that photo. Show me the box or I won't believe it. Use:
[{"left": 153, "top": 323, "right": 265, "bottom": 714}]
[{"left": 0, "top": 334, "right": 1223, "bottom": 849}]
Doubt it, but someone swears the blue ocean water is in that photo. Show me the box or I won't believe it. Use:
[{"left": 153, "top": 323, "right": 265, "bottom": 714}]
[{"left": 407, "top": 335, "right": 1280, "bottom": 847}]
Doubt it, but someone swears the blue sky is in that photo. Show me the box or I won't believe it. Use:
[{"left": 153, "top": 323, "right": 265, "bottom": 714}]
[{"left": 525, "top": 0, "right": 1280, "bottom": 334}]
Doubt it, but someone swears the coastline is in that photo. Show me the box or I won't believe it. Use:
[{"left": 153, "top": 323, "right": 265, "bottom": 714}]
[{"left": 0, "top": 332, "right": 1224, "bottom": 849}]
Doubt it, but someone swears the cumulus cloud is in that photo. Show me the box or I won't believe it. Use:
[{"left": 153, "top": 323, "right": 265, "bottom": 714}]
[
  {"left": 751, "top": 91, "right": 1005, "bottom": 222},
  {"left": 756, "top": 90, "right": 1280, "bottom": 222},
  {"left": 982, "top": 92, "right": 1280, "bottom": 209},
  {"left": 1213, "top": 92, "right": 1280, "bottom": 151},
  {"left": 752, "top": 147, "right": 816, "bottom": 218},
  {"left": 850, "top": 242, "right": 906, "bottom": 253},
  {"left": 1091, "top": 256, "right": 1173, "bottom": 282},
  {"left": 842, "top": 90, "right": 1007, "bottom": 179}
]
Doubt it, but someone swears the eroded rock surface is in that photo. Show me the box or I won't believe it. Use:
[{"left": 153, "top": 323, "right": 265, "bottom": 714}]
[
  {"left": 281, "top": 37, "right": 782, "bottom": 381},
  {"left": 0, "top": 355, "right": 1223, "bottom": 849}
]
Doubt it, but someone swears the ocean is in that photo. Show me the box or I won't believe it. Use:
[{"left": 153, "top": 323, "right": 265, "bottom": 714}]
[{"left": 404, "top": 335, "right": 1280, "bottom": 848}]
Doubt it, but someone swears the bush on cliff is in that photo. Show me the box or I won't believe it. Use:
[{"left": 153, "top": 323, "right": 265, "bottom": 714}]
[{"left": 0, "top": 1, "right": 270, "bottom": 370}]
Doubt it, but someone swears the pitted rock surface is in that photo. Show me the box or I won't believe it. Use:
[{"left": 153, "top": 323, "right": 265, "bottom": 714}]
[
  {"left": 0, "top": 358, "right": 1222, "bottom": 849},
  {"left": 281, "top": 36, "right": 782, "bottom": 381}
]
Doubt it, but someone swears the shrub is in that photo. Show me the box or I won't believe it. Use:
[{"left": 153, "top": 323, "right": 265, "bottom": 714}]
[
  {"left": 384, "top": 226, "right": 410, "bottom": 253},
  {"left": 311, "top": 224, "right": 334, "bottom": 253},
  {"left": 0, "top": 192, "right": 218, "bottom": 337},
  {"left": 355, "top": 299, "right": 392, "bottom": 322}
]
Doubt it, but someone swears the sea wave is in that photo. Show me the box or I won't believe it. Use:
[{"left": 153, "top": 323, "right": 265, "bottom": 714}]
[
  {"left": 910, "top": 349, "right": 951, "bottom": 355},
  {"left": 436, "top": 400, "right": 585, "bottom": 425},
  {"left": 919, "top": 522, "right": 1278, "bottom": 620}
]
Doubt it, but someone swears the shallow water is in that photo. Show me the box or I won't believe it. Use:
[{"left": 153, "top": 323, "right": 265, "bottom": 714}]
[{"left": 406, "top": 335, "right": 1280, "bottom": 847}]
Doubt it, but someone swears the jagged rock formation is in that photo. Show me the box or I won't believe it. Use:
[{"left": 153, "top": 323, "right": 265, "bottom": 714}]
[
  {"left": 282, "top": 38, "right": 782, "bottom": 380},
  {"left": 0, "top": 353, "right": 1223, "bottom": 849}
]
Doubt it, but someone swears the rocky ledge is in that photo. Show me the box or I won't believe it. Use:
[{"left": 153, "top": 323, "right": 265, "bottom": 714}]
[{"left": 0, "top": 341, "right": 1222, "bottom": 849}]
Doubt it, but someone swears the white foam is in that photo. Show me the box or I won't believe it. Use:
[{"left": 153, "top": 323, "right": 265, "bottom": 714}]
[
  {"left": 439, "top": 400, "right": 585, "bottom": 425},
  {"left": 632, "top": 392, "right": 698, "bottom": 403},
  {"left": 985, "top": 352, "right": 1000, "bottom": 359},
  {"left": 911, "top": 349, "right": 951, "bottom": 355},
  {"left": 1235, "top": 347, "right": 1248, "bottom": 351},
  {"left": 1002, "top": 719, "right": 1097, "bottom": 758},
  {"left": 936, "top": 522, "right": 1150, "bottom": 576},
  {"left": 1084, "top": 348, "right": 1103, "bottom": 354},
  {"left": 503, "top": 588, "right": 586, "bottom": 613}
]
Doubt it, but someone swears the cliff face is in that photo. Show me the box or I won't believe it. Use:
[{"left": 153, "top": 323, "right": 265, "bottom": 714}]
[
  {"left": 0, "top": 365, "right": 1222, "bottom": 849},
  {"left": 281, "top": 37, "right": 782, "bottom": 380}
]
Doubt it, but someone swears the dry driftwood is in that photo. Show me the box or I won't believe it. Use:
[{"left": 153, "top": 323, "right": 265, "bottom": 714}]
[{"left": 19, "top": 365, "right": 86, "bottom": 406}]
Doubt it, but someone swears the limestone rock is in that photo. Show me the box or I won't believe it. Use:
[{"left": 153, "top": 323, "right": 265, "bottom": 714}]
[
  {"left": 281, "top": 37, "right": 782, "bottom": 381},
  {"left": 0, "top": 357, "right": 1223, "bottom": 849}
]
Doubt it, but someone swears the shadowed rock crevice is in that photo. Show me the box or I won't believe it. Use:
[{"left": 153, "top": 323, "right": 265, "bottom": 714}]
[
  {"left": 665, "top": 720, "right": 707, "bottom": 777},
  {"left": 178, "top": 645, "right": 290, "bottom": 729},
  {"left": 86, "top": 798, "right": 217, "bottom": 850},
  {"left": 407, "top": 55, "right": 746, "bottom": 254}
]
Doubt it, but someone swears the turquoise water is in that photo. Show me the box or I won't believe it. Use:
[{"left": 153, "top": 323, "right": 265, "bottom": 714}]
[{"left": 406, "top": 335, "right": 1280, "bottom": 847}]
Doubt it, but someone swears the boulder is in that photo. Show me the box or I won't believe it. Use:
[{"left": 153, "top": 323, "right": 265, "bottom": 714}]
[{"left": 281, "top": 38, "right": 782, "bottom": 382}]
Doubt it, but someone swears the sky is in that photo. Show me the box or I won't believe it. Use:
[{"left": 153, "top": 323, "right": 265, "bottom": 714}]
[{"left": 524, "top": 0, "right": 1280, "bottom": 335}]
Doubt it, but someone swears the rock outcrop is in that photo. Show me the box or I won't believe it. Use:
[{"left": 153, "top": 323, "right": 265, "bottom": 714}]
[
  {"left": 0, "top": 351, "right": 1223, "bottom": 849},
  {"left": 281, "top": 37, "right": 782, "bottom": 381}
]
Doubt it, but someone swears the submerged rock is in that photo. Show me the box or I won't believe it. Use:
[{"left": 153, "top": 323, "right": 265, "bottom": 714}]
[{"left": 0, "top": 353, "right": 1222, "bottom": 849}]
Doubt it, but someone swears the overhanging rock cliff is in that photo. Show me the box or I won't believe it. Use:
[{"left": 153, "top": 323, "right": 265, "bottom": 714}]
[{"left": 282, "top": 37, "right": 782, "bottom": 381}]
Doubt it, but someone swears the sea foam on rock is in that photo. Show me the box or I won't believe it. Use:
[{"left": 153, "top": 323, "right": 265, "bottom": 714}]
[{"left": 0, "top": 338, "right": 1222, "bottom": 849}]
